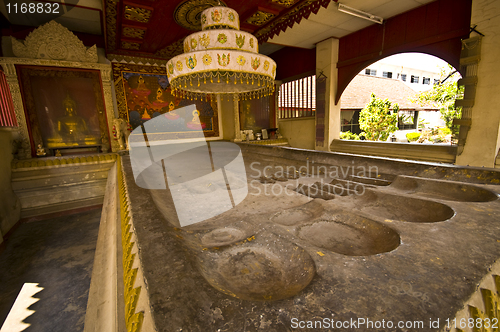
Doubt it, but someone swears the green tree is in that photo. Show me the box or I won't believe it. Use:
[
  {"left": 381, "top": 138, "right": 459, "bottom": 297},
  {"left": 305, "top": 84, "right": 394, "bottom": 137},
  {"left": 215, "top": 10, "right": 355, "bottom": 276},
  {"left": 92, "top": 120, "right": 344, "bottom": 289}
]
[
  {"left": 413, "top": 66, "right": 464, "bottom": 130},
  {"left": 359, "top": 93, "right": 399, "bottom": 141}
]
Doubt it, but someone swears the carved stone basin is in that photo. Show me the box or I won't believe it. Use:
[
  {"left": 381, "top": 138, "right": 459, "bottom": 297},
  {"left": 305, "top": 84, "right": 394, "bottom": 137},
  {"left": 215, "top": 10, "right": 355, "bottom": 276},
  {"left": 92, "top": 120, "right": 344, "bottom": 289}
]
[
  {"left": 297, "top": 213, "right": 400, "bottom": 256},
  {"left": 350, "top": 190, "right": 455, "bottom": 223},
  {"left": 390, "top": 176, "right": 498, "bottom": 202},
  {"left": 196, "top": 233, "right": 316, "bottom": 301}
]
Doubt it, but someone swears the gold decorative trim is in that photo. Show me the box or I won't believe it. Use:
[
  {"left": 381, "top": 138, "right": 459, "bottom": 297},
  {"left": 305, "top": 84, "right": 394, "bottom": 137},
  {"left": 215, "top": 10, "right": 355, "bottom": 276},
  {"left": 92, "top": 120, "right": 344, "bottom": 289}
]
[
  {"left": 183, "top": 30, "right": 259, "bottom": 53},
  {"left": 122, "top": 41, "right": 142, "bottom": 50},
  {"left": 271, "top": 0, "right": 299, "bottom": 7},
  {"left": 11, "top": 153, "right": 117, "bottom": 169},
  {"left": 11, "top": 20, "right": 97, "bottom": 62},
  {"left": 173, "top": 0, "right": 227, "bottom": 31},
  {"left": 254, "top": 0, "right": 332, "bottom": 42},
  {"left": 246, "top": 11, "right": 276, "bottom": 26},
  {"left": 1, "top": 63, "right": 31, "bottom": 159},
  {"left": 105, "top": 0, "right": 119, "bottom": 51},
  {"left": 0, "top": 56, "right": 117, "bottom": 155},
  {"left": 122, "top": 27, "right": 146, "bottom": 40},
  {"left": 117, "top": 157, "right": 145, "bottom": 332},
  {"left": 124, "top": 6, "right": 152, "bottom": 23},
  {"left": 108, "top": 55, "right": 168, "bottom": 66}
]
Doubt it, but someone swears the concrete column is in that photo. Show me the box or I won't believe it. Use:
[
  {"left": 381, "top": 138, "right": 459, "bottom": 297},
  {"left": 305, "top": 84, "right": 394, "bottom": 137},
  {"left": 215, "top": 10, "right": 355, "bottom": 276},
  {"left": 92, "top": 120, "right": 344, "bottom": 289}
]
[
  {"left": 315, "top": 38, "right": 341, "bottom": 152},
  {"left": 274, "top": 80, "right": 282, "bottom": 130},
  {"left": 233, "top": 94, "right": 242, "bottom": 142},
  {"left": 456, "top": 1, "right": 500, "bottom": 167},
  {"left": 219, "top": 95, "right": 234, "bottom": 141}
]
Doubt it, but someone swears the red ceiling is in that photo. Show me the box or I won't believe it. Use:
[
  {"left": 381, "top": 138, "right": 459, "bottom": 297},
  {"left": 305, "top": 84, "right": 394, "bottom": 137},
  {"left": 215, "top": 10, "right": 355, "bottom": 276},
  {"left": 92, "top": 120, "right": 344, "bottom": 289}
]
[{"left": 105, "top": 0, "right": 333, "bottom": 59}]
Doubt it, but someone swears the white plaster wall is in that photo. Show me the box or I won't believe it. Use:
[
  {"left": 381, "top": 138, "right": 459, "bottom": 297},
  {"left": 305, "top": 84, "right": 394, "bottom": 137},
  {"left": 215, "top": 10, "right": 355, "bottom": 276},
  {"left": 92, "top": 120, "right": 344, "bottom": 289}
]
[
  {"left": 0, "top": 128, "right": 21, "bottom": 241},
  {"left": 278, "top": 118, "right": 315, "bottom": 150},
  {"left": 456, "top": 0, "right": 500, "bottom": 167}
]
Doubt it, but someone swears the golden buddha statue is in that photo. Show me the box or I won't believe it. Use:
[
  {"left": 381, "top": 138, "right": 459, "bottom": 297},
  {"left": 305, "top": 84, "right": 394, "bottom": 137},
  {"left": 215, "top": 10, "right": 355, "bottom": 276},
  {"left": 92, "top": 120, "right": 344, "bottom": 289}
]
[{"left": 47, "top": 95, "right": 99, "bottom": 148}]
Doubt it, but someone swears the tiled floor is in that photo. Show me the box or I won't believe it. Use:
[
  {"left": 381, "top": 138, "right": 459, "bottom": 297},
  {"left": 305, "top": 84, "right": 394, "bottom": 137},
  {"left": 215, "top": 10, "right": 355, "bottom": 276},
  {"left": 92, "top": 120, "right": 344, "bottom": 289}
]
[{"left": 0, "top": 208, "right": 101, "bottom": 332}]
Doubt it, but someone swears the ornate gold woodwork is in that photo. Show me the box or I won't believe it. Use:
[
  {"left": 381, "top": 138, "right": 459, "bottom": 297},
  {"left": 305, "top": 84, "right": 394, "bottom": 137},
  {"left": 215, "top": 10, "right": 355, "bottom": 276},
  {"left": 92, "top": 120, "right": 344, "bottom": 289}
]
[
  {"left": 0, "top": 20, "right": 120, "bottom": 156},
  {"left": 173, "top": 0, "right": 227, "bottom": 31},
  {"left": 271, "top": 0, "right": 299, "bottom": 7},
  {"left": 11, "top": 21, "right": 97, "bottom": 63},
  {"left": 245, "top": 11, "right": 276, "bottom": 26},
  {"left": 122, "top": 27, "right": 146, "bottom": 40},
  {"left": 124, "top": 6, "right": 152, "bottom": 23},
  {"left": 105, "top": 0, "right": 120, "bottom": 51},
  {"left": 122, "top": 41, "right": 142, "bottom": 50},
  {"left": 107, "top": 55, "right": 168, "bottom": 66},
  {"left": 17, "top": 67, "right": 108, "bottom": 153}
]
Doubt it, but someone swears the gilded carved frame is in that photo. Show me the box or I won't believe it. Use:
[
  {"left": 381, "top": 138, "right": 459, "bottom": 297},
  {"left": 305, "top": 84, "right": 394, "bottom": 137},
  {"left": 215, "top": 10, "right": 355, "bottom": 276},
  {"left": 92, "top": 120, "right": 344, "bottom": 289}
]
[
  {"left": 0, "top": 20, "right": 118, "bottom": 157},
  {"left": 17, "top": 66, "right": 110, "bottom": 155}
]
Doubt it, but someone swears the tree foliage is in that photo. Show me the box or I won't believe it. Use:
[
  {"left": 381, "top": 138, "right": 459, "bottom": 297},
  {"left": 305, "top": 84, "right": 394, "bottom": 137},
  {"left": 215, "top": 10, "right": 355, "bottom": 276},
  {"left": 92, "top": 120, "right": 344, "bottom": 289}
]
[
  {"left": 359, "top": 93, "right": 399, "bottom": 141},
  {"left": 340, "top": 131, "right": 361, "bottom": 140},
  {"left": 413, "top": 65, "right": 464, "bottom": 129}
]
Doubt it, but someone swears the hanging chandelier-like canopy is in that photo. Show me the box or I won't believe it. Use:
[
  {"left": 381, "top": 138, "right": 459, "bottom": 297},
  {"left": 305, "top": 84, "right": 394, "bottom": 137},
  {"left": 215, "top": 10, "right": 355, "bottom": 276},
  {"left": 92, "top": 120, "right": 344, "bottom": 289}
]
[{"left": 166, "top": 6, "right": 277, "bottom": 101}]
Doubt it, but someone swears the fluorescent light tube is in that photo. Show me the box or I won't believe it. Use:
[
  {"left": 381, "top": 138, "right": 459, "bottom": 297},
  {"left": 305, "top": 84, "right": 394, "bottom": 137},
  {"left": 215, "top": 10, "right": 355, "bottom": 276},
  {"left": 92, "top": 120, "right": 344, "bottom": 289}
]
[{"left": 337, "top": 3, "right": 384, "bottom": 24}]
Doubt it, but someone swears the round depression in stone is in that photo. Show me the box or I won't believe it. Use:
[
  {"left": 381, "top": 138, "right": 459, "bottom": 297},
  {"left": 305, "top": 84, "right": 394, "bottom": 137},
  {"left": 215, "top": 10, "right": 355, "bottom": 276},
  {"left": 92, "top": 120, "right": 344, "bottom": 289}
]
[
  {"left": 198, "top": 244, "right": 316, "bottom": 301},
  {"left": 201, "top": 227, "right": 247, "bottom": 247},
  {"left": 298, "top": 215, "right": 400, "bottom": 256},
  {"left": 270, "top": 209, "right": 313, "bottom": 226}
]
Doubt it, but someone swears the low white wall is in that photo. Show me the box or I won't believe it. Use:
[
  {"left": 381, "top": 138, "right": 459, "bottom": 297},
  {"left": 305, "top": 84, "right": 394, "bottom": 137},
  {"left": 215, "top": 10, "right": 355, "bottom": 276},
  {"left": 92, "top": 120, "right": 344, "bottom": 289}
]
[{"left": 278, "top": 117, "right": 315, "bottom": 150}]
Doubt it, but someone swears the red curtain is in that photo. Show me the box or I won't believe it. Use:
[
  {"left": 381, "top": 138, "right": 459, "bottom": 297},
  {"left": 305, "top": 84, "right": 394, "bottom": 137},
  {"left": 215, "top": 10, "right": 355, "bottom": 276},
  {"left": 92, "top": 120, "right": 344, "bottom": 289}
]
[{"left": 0, "top": 67, "right": 18, "bottom": 127}]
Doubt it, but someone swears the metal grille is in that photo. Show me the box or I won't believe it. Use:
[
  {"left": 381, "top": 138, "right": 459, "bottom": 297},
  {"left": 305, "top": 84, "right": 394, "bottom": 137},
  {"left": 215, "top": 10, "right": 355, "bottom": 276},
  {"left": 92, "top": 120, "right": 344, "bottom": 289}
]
[{"left": 278, "top": 75, "right": 316, "bottom": 119}]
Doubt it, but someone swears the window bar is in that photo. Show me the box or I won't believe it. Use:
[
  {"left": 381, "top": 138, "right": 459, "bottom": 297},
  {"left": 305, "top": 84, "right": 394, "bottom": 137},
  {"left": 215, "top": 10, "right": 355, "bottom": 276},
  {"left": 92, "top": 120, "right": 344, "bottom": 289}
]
[
  {"left": 295, "top": 79, "right": 299, "bottom": 118},
  {"left": 308, "top": 76, "right": 312, "bottom": 117},
  {"left": 297, "top": 79, "right": 300, "bottom": 118},
  {"left": 288, "top": 82, "right": 291, "bottom": 119},
  {"left": 301, "top": 77, "right": 304, "bottom": 117},
  {"left": 286, "top": 83, "right": 292, "bottom": 118},
  {"left": 278, "top": 85, "right": 281, "bottom": 119},
  {"left": 284, "top": 81, "right": 287, "bottom": 119},
  {"left": 299, "top": 78, "right": 302, "bottom": 117}
]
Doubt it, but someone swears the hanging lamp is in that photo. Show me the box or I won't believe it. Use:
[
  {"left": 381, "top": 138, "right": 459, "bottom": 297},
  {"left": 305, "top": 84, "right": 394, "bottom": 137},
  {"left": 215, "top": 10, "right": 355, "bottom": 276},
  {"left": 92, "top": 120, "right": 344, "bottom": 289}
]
[{"left": 166, "top": 6, "right": 277, "bottom": 101}]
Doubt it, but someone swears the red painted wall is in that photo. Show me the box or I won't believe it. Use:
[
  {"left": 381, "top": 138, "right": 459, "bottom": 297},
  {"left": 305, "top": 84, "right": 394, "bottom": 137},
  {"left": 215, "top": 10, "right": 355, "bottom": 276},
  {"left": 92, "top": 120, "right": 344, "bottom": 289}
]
[{"left": 269, "top": 46, "right": 316, "bottom": 81}]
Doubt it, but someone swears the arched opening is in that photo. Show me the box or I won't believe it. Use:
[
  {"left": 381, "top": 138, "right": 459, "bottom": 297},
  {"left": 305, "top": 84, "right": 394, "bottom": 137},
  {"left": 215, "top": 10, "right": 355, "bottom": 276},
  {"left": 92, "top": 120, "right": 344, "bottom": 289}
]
[{"left": 338, "top": 52, "right": 462, "bottom": 145}]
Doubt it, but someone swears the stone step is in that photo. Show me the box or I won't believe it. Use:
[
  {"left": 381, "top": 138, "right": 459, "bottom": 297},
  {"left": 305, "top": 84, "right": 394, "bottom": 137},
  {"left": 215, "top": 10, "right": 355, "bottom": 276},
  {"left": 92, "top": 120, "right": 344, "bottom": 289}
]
[
  {"left": 11, "top": 156, "right": 116, "bottom": 218},
  {"left": 20, "top": 196, "right": 104, "bottom": 219},
  {"left": 16, "top": 179, "right": 107, "bottom": 209},
  {"left": 11, "top": 161, "right": 115, "bottom": 180},
  {"left": 12, "top": 166, "right": 110, "bottom": 191}
]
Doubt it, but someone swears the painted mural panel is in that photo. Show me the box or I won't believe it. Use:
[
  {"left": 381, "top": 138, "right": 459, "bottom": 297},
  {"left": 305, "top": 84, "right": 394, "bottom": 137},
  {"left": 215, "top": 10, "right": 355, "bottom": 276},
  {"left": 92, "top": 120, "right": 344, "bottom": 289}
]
[{"left": 117, "top": 68, "right": 219, "bottom": 138}]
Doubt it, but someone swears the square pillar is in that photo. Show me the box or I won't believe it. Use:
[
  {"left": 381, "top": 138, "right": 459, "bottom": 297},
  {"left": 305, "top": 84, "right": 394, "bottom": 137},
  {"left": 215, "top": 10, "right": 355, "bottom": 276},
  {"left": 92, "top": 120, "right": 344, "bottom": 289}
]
[
  {"left": 456, "top": 2, "right": 500, "bottom": 167},
  {"left": 315, "top": 38, "right": 341, "bottom": 151}
]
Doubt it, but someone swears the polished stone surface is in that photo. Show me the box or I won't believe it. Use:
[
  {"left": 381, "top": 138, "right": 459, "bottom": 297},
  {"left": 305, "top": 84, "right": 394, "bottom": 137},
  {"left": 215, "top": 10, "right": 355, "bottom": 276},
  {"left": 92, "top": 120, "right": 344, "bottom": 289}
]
[{"left": 122, "top": 144, "right": 500, "bottom": 331}]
